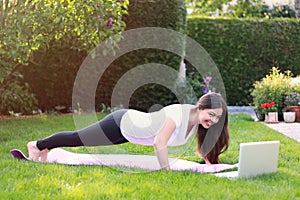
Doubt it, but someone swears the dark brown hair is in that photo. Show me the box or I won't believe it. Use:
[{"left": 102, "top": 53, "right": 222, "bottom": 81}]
[{"left": 196, "top": 92, "right": 229, "bottom": 164}]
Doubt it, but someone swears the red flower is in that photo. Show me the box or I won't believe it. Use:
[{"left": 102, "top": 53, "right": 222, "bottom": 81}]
[
  {"left": 261, "top": 102, "right": 276, "bottom": 109},
  {"left": 261, "top": 103, "right": 267, "bottom": 109},
  {"left": 261, "top": 102, "right": 277, "bottom": 114}
]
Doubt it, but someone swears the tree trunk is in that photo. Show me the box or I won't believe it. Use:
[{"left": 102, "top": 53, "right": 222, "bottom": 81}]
[{"left": 295, "top": 0, "right": 300, "bottom": 18}]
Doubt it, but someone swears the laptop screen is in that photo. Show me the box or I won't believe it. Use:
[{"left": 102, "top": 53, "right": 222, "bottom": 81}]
[{"left": 238, "top": 141, "right": 280, "bottom": 178}]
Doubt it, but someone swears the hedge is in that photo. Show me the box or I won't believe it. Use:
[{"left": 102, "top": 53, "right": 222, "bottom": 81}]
[
  {"left": 18, "top": 0, "right": 187, "bottom": 113},
  {"left": 19, "top": 45, "right": 87, "bottom": 113},
  {"left": 96, "top": 0, "right": 187, "bottom": 111},
  {"left": 187, "top": 16, "right": 300, "bottom": 106},
  {"left": 5, "top": 8, "right": 300, "bottom": 114}
]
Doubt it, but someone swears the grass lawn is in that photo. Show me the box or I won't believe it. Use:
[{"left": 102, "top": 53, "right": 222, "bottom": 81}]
[{"left": 0, "top": 113, "right": 299, "bottom": 199}]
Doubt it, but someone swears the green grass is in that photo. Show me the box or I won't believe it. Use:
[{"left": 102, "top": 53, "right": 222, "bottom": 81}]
[{"left": 0, "top": 113, "right": 299, "bottom": 199}]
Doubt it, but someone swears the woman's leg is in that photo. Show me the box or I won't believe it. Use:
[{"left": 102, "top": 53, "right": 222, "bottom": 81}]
[
  {"left": 27, "top": 109, "right": 129, "bottom": 161},
  {"left": 76, "top": 109, "right": 129, "bottom": 147}
]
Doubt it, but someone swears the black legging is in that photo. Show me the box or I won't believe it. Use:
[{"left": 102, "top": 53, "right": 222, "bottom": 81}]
[{"left": 36, "top": 109, "right": 129, "bottom": 151}]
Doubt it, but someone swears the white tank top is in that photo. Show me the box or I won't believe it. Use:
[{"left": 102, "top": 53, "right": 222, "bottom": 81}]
[{"left": 120, "top": 104, "right": 197, "bottom": 146}]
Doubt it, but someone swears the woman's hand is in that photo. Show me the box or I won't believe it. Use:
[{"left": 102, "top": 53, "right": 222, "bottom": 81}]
[
  {"left": 204, "top": 157, "right": 212, "bottom": 165},
  {"left": 153, "top": 118, "right": 176, "bottom": 170}
]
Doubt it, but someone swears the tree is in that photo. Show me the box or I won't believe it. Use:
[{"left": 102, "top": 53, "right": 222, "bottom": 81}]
[
  {"left": 228, "top": 0, "right": 263, "bottom": 18},
  {"left": 295, "top": 0, "right": 300, "bottom": 18},
  {"left": 187, "top": 0, "right": 295, "bottom": 18},
  {"left": 186, "top": 0, "right": 231, "bottom": 15}
]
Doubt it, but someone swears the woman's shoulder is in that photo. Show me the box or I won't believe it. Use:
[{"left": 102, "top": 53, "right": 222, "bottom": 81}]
[
  {"left": 125, "top": 104, "right": 195, "bottom": 113},
  {"left": 163, "top": 104, "right": 195, "bottom": 110},
  {"left": 162, "top": 104, "right": 195, "bottom": 117}
]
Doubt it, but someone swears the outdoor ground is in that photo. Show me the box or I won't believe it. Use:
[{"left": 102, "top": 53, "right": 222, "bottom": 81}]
[
  {"left": 228, "top": 106, "right": 300, "bottom": 142},
  {"left": 0, "top": 113, "right": 299, "bottom": 199}
]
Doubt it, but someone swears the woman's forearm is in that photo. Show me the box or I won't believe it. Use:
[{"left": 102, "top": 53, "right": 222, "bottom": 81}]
[
  {"left": 153, "top": 118, "right": 176, "bottom": 170},
  {"left": 154, "top": 143, "right": 170, "bottom": 170},
  {"left": 204, "top": 157, "right": 211, "bottom": 164}
]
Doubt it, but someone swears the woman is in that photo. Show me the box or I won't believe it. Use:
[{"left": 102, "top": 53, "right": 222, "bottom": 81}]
[{"left": 27, "top": 92, "right": 229, "bottom": 169}]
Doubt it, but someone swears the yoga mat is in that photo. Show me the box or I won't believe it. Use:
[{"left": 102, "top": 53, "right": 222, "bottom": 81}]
[{"left": 10, "top": 148, "right": 238, "bottom": 173}]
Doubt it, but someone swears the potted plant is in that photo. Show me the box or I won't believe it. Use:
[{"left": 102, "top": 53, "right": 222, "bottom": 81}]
[
  {"left": 282, "top": 107, "right": 296, "bottom": 123},
  {"left": 261, "top": 102, "right": 278, "bottom": 123},
  {"left": 251, "top": 67, "right": 293, "bottom": 121},
  {"left": 284, "top": 92, "right": 300, "bottom": 122}
]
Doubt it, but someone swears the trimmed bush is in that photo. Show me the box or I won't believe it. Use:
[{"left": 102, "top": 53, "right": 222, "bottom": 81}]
[
  {"left": 187, "top": 16, "right": 300, "bottom": 105},
  {"left": 5, "top": 3, "right": 300, "bottom": 113},
  {"left": 97, "top": 0, "right": 187, "bottom": 111},
  {"left": 19, "top": 46, "right": 87, "bottom": 112}
]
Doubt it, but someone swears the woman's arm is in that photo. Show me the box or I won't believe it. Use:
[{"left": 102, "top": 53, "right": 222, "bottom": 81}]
[
  {"left": 204, "top": 157, "right": 212, "bottom": 165},
  {"left": 153, "top": 118, "right": 176, "bottom": 170}
]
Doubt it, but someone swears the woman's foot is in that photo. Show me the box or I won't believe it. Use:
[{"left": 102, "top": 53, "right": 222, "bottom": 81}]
[
  {"left": 40, "top": 148, "right": 48, "bottom": 162},
  {"left": 27, "top": 141, "right": 48, "bottom": 162}
]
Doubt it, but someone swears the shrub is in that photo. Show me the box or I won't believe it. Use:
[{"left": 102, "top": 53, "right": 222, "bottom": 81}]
[
  {"left": 0, "top": 81, "right": 38, "bottom": 115},
  {"left": 97, "top": 0, "right": 187, "bottom": 111},
  {"left": 284, "top": 92, "right": 300, "bottom": 107},
  {"left": 0, "top": 0, "right": 128, "bottom": 114},
  {"left": 19, "top": 46, "right": 87, "bottom": 112},
  {"left": 1, "top": 0, "right": 187, "bottom": 113},
  {"left": 187, "top": 16, "right": 300, "bottom": 105},
  {"left": 250, "top": 67, "right": 294, "bottom": 118},
  {"left": 290, "top": 76, "right": 300, "bottom": 93}
]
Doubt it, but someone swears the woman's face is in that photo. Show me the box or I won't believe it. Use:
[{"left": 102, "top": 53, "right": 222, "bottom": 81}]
[{"left": 198, "top": 108, "right": 223, "bottom": 129}]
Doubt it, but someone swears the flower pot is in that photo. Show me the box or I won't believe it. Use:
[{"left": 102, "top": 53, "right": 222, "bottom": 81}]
[
  {"left": 255, "top": 112, "right": 265, "bottom": 121},
  {"left": 283, "top": 112, "right": 296, "bottom": 123},
  {"left": 287, "top": 106, "right": 300, "bottom": 122},
  {"left": 264, "top": 112, "right": 278, "bottom": 123}
]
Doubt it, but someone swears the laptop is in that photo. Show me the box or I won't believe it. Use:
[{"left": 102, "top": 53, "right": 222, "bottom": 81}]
[{"left": 214, "top": 141, "right": 280, "bottom": 179}]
